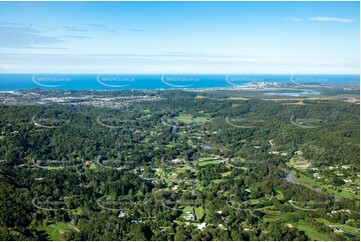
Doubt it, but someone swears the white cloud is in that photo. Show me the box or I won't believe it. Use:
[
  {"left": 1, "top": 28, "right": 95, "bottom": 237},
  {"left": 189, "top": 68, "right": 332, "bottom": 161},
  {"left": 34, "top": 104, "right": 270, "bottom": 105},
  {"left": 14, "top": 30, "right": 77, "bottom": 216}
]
[
  {"left": 309, "top": 16, "right": 354, "bottom": 23},
  {"left": 288, "top": 18, "right": 303, "bottom": 22}
]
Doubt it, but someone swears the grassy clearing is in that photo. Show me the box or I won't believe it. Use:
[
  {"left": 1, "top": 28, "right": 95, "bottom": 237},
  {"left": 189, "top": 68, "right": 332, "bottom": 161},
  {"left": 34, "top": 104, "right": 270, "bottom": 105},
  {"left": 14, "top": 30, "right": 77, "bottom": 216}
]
[
  {"left": 211, "top": 179, "right": 223, "bottom": 184},
  {"left": 195, "top": 206, "right": 204, "bottom": 220},
  {"left": 198, "top": 157, "right": 214, "bottom": 162},
  {"left": 275, "top": 190, "right": 284, "bottom": 200},
  {"left": 198, "top": 160, "right": 220, "bottom": 167},
  {"left": 174, "top": 115, "right": 208, "bottom": 124},
  {"left": 286, "top": 156, "right": 311, "bottom": 169},
  {"left": 187, "top": 139, "right": 197, "bottom": 148},
  {"left": 71, "top": 207, "right": 83, "bottom": 216},
  {"left": 315, "top": 218, "right": 360, "bottom": 238},
  {"left": 261, "top": 209, "right": 283, "bottom": 222},
  {"left": 181, "top": 206, "right": 195, "bottom": 217},
  {"left": 89, "top": 163, "right": 97, "bottom": 170},
  {"left": 221, "top": 171, "right": 232, "bottom": 177},
  {"left": 295, "top": 220, "right": 333, "bottom": 241},
  {"left": 296, "top": 173, "right": 357, "bottom": 200},
  {"left": 35, "top": 222, "right": 76, "bottom": 240},
  {"left": 295, "top": 174, "right": 317, "bottom": 188}
]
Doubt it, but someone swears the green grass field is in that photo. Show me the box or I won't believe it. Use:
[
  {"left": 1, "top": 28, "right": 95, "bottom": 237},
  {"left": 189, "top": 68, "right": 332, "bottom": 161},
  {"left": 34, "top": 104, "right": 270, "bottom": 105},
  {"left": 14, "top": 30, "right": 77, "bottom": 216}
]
[
  {"left": 295, "top": 220, "right": 333, "bottom": 241},
  {"left": 195, "top": 206, "right": 204, "bottom": 221},
  {"left": 296, "top": 173, "right": 357, "bottom": 200},
  {"left": 286, "top": 156, "right": 311, "bottom": 169},
  {"left": 181, "top": 206, "right": 195, "bottom": 219},
  {"left": 71, "top": 207, "right": 83, "bottom": 216},
  {"left": 315, "top": 218, "right": 360, "bottom": 239},
  {"left": 174, "top": 115, "right": 208, "bottom": 124},
  {"left": 35, "top": 222, "right": 76, "bottom": 240},
  {"left": 260, "top": 209, "right": 283, "bottom": 222},
  {"left": 211, "top": 179, "right": 223, "bottom": 184},
  {"left": 198, "top": 160, "right": 220, "bottom": 167},
  {"left": 198, "top": 157, "right": 214, "bottom": 162},
  {"left": 275, "top": 190, "right": 284, "bottom": 200},
  {"left": 221, "top": 171, "right": 232, "bottom": 177}
]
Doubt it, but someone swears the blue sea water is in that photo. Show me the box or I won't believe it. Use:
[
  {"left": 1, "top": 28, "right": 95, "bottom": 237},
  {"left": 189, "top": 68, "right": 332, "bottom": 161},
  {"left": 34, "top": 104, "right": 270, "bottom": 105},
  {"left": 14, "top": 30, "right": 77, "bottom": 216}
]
[{"left": 0, "top": 74, "right": 359, "bottom": 91}]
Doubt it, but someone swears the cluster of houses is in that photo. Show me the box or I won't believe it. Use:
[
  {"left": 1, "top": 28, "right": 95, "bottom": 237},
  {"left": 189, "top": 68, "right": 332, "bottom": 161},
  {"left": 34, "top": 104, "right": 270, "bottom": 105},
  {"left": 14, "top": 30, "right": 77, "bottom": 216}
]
[
  {"left": 183, "top": 211, "right": 195, "bottom": 221},
  {"left": 268, "top": 151, "right": 288, "bottom": 156},
  {"left": 326, "top": 209, "right": 351, "bottom": 217}
]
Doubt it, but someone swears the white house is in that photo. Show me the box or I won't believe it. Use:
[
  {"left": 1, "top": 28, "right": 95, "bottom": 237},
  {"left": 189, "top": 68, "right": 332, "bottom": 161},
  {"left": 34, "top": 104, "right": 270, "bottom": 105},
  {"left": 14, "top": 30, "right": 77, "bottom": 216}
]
[
  {"left": 183, "top": 211, "right": 195, "bottom": 221},
  {"left": 295, "top": 150, "right": 303, "bottom": 155},
  {"left": 197, "top": 222, "right": 207, "bottom": 231},
  {"left": 118, "top": 211, "right": 126, "bottom": 218},
  {"left": 313, "top": 173, "right": 321, "bottom": 179}
]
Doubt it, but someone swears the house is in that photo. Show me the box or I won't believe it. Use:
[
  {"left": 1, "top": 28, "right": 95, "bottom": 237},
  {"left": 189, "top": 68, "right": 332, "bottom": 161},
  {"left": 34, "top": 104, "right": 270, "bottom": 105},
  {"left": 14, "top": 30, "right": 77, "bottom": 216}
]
[
  {"left": 183, "top": 212, "right": 195, "bottom": 221},
  {"left": 295, "top": 150, "right": 303, "bottom": 155},
  {"left": 269, "top": 151, "right": 280, "bottom": 155},
  {"left": 334, "top": 227, "right": 343, "bottom": 233},
  {"left": 118, "top": 211, "right": 126, "bottom": 218},
  {"left": 281, "top": 152, "right": 288, "bottom": 156},
  {"left": 131, "top": 219, "right": 143, "bottom": 224},
  {"left": 294, "top": 163, "right": 310, "bottom": 169},
  {"left": 218, "top": 224, "right": 227, "bottom": 230},
  {"left": 197, "top": 222, "right": 207, "bottom": 231},
  {"left": 171, "top": 158, "right": 180, "bottom": 163},
  {"left": 313, "top": 173, "right": 321, "bottom": 179}
]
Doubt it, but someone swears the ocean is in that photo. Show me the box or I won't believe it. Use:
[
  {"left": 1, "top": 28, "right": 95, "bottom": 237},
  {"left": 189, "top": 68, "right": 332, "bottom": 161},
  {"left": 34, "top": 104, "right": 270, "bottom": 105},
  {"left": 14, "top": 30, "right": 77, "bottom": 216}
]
[{"left": 0, "top": 74, "right": 359, "bottom": 91}]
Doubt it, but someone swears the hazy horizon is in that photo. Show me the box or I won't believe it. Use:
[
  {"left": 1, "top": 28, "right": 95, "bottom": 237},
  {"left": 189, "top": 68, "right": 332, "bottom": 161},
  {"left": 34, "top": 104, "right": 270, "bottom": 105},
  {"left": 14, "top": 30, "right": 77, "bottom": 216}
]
[{"left": 0, "top": 1, "right": 360, "bottom": 74}]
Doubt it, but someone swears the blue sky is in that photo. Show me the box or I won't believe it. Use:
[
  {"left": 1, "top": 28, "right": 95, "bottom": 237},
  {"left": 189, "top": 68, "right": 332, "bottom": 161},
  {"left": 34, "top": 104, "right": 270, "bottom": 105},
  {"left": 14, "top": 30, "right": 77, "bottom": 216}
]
[{"left": 0, "top": 1, "right": 359, "bottom": 74}]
